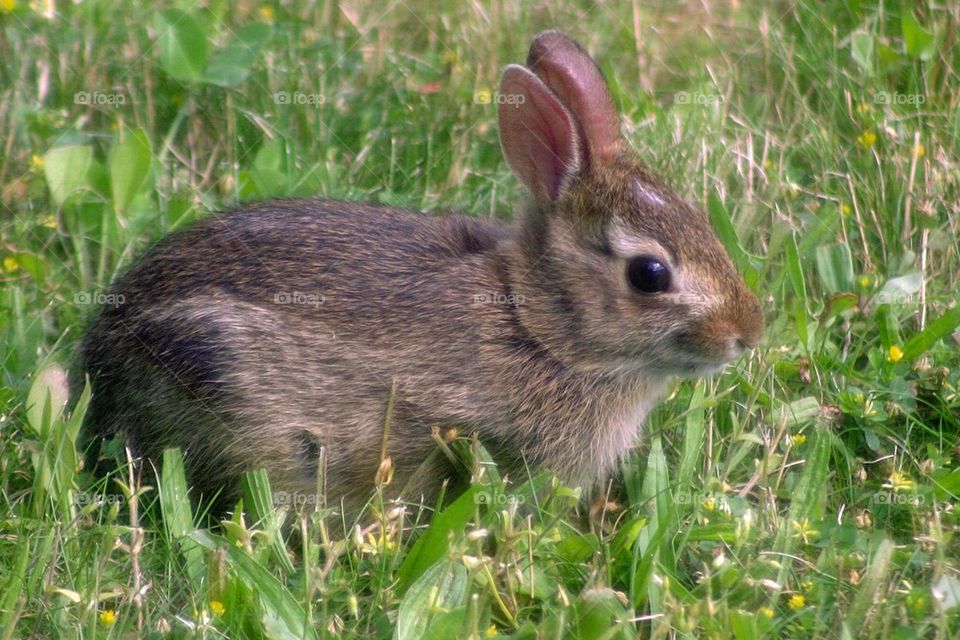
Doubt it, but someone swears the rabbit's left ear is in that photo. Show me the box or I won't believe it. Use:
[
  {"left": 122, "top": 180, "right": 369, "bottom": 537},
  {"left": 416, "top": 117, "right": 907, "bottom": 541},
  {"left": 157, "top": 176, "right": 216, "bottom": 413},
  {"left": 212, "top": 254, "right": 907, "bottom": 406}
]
[
  {"left": 498, "top": 64, "right": 582, "bottom": 202},
  {"left": 526, "top": 31, "right": 623, "bottom": 164}
]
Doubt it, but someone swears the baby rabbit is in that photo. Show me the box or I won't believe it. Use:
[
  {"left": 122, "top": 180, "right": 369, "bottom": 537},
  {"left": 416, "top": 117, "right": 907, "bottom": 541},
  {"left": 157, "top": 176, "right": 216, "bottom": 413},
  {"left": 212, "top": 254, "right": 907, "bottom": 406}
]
[{"left": 77, "top": 31, "right": 763, "bottom": 517}]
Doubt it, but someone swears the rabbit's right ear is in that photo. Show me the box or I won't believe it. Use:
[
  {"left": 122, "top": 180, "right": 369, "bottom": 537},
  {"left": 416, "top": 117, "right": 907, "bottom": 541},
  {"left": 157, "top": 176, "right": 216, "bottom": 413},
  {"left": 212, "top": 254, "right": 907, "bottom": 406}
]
[
  {"left": 526, "top": 31, "right": 623, "bottom": 164},
  {"left": 498, "top": 64, "right": 582, "bottom": 202}
]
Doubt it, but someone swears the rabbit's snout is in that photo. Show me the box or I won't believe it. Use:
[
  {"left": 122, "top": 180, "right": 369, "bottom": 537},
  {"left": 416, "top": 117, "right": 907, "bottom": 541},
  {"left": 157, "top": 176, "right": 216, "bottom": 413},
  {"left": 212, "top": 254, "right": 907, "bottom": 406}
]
[
  {"left": 734, "top": 289, "right": 765, "bottom": 350},
  {"left": 696, "top": 290, "right": 764, "bottom": 363},
  {"left": 732, "top": 337, "right": 749, "bottom": 356}
]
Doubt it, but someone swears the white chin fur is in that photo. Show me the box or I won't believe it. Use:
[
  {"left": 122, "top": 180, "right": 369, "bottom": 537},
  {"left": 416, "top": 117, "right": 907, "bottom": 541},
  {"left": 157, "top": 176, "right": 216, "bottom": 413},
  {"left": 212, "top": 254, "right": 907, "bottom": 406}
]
[
  {"left": 648, "top": 360, "right": 730, "bottom": 378},
  {"left": 603, "top": 360, "right": 729, "bottom": 379},
  {"left": 691, "top": 362, "right": 730, "bottom": 377}
]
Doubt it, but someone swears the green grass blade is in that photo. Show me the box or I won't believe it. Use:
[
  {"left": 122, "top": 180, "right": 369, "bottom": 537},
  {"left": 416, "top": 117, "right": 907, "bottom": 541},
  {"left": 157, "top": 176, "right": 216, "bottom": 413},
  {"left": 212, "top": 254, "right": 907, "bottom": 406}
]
[
  {"left": 190, "top": 530, "right": 319, "bottom": 640},
  {"left": 158, "top": 448, "right": 205, "bottom": 589},
  {"left": 901, "top": 307, "right": 960, "bottom": 362},
  {"left": 395, "top": 484, "right": 480, "bottom": 595},
  {"left": 242, "top": 468, "right": 296, "bottom": 576}
]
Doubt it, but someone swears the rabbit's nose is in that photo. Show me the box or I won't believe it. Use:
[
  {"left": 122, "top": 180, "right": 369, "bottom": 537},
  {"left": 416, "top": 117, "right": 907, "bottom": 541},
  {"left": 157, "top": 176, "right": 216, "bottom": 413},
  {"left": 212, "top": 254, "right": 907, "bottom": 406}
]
[
  {"left": 733, "top": 329, "right": 761, "bottom": 351},
  {"left": 734, "top": 293, "right": 765, "bottom": 349},
  {"left": 730, "top": 332, "right": 759, "bottom": 357},
  {"left": 727, "top": 337, "right": 749, "bottom": 358}
]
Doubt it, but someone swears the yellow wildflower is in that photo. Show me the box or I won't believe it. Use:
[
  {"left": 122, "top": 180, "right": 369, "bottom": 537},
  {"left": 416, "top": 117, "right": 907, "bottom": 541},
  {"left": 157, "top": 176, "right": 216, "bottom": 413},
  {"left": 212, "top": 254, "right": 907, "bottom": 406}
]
[
  {"left": 857, "top": 131, "right": 877, "bottom": 148},
  {"left": 485, "top": 624, "right": 498, "bottom": 637},
  {"left": 258, "top": 5, "right": 274, "bottom": 22},
  {"left": 887, "top": 345, "right": 903, "bottom": 363},
  {"left": 759, "top": 606, "right": 775, "bottom": 618},
  {"left": 791, "top": 433, "right": 807, "bottom": 446},
  {"left": 3, "top": 256, "right": 18, "bottom": 272},
  {"left": 788, "top": 594, "right": 805, "bottom": 610},
  {"left": 209, "top": 600, "right": 225, "bottom": 616},
  {"left": 791, "top": 518, "right": 818, "bottom": 544},
  {"left": 0, "top": 0, "right": 15, "bottom": 14},
  {"left": 99, "top": 609, "right": 117, "bottom": 626},
  {"left": 884, "top": 471, "right": 915, "bottom": 492}
]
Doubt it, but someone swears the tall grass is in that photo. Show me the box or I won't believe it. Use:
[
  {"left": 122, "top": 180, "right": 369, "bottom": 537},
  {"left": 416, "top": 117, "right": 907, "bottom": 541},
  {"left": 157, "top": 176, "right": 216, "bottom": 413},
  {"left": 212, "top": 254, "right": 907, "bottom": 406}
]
[{"left": 1, "top": 0, "right": 958, "bottom": 637}]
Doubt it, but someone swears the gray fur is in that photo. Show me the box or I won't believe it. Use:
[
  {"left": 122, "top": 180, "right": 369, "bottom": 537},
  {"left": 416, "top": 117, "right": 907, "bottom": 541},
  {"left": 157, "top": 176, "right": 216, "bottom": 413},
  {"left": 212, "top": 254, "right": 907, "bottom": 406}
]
[{"left": 76, "top": 32, "right": 763, "bottom": 517}]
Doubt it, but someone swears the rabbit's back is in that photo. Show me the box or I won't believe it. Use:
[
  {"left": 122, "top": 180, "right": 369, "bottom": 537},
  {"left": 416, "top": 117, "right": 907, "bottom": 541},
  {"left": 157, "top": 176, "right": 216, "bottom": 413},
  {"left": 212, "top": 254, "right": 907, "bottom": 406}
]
[
  {"left": 106, "top": 199, "right": 505, "bottom": 309},
  {"left": 80, "top": 200, "right": 514, "bottom": 509}
]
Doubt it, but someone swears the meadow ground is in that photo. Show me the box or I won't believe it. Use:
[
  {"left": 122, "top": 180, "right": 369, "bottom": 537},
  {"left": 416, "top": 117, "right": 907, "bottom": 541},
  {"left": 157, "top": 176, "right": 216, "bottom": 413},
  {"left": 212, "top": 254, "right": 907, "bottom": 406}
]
[{"left": 1, "top": 1, "right": 959, "bottom": 638}]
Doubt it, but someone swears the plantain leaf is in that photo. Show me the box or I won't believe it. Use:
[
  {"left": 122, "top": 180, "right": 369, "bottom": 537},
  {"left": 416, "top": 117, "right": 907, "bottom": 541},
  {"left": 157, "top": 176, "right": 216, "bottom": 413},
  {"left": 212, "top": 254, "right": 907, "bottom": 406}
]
[
  {"left": 851, "top": 31, "right": 874, "bottom": 75},
  {"left": 902, "top": 12, "right": 937, "bottom": 61},
  {"left": 395, "top": 485, "right": 480, "bottom": 595},
  {"left": 44, "top": 145, "right": 93, "bottom": 205},
  {"left": 396, "top": 560, "right": 468, "bottom": 640},
  {"left": 155, "top": 10, "right": 210, "bottom": 82},
  {"left": 203, "top": 23, "right": 272, "bottom": 87},
  {"left": 108, "top": 127, "right": 153, "bottom": 214}
]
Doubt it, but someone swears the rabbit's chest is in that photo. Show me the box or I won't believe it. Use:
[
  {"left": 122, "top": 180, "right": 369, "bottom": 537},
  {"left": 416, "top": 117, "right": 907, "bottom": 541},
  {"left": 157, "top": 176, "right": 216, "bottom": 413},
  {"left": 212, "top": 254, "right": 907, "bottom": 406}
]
[
  {"left": 594, "top": 383, "right": 666, "bottom": 465},
  {"left": 528, "top": 376, "right": 668, "bottom": 489}
]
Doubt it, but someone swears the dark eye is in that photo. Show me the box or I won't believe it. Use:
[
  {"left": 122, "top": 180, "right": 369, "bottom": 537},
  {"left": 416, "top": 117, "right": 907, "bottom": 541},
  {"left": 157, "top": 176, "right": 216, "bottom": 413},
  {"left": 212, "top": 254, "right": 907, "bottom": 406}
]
[{"left": 626, "top": 255, "right": 671, "bottom": 293}]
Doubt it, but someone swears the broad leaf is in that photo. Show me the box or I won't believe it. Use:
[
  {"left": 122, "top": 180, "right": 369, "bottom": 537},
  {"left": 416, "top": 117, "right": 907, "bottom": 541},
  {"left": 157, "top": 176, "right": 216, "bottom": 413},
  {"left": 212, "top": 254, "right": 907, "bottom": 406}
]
[
  {"left": 44, "top": 145, "right": 93, "bottom": 205},
  {"left": 155, "top": 10, "right": 210, "bottom": 82},
  {"left": 108, "top": 127, "right": 153, "bottom": 213},
  {"left": 203, "top": 23, "right": 272, "bottom": 87}
]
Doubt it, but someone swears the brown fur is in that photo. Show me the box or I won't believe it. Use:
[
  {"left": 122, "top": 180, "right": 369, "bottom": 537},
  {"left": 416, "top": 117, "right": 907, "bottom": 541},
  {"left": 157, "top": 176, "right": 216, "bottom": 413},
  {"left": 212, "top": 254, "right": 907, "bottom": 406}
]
[{"left": 75, "top": 32, "right": 763, "bottom": 517}]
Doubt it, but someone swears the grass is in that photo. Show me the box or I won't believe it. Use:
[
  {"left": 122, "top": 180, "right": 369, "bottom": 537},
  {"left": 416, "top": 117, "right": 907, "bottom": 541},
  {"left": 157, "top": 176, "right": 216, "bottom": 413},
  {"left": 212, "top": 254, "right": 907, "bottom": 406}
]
[{"left": 2, "top": 0, "right": 959, "bottom": 637}]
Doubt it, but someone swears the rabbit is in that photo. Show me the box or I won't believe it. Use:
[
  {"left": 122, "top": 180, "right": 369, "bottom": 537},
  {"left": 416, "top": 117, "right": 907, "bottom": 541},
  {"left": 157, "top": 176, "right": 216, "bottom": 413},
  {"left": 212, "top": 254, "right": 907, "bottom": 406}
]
[{"left": 75, "top": 31, "right": 763, "bottom": 519}]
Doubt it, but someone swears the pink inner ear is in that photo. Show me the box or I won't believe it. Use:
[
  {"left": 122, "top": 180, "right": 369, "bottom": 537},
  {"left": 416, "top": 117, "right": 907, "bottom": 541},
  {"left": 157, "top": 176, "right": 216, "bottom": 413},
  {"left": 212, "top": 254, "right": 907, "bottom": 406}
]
[
  {"left": 527, "top": 31, "right": 622, "bottom": 163},
  {"left": 498, "top": 65, "right": 580, "bottom": 201}
]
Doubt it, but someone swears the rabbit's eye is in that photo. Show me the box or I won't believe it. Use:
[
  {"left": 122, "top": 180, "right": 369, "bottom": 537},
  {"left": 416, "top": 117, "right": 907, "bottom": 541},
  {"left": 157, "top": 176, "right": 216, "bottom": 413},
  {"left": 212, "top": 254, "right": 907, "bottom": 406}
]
[{"left": 626, "top": 255, "right": 671, "bottom": 293}]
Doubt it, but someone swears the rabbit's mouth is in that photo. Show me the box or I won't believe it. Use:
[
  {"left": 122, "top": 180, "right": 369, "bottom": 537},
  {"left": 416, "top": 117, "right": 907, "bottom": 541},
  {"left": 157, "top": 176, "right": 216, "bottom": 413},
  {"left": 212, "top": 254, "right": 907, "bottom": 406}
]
[
  {"left": 679, "top": 360, "right": 731, "bottom": 377},
  {"left": 596, "top": 348, "right": 733, "bottom": 379},
  {"left": 648, "top": 333, "right": 746, "bottom": 377},
  {"left": 641, "top": 357, "right": 731, "bottom": 378}
]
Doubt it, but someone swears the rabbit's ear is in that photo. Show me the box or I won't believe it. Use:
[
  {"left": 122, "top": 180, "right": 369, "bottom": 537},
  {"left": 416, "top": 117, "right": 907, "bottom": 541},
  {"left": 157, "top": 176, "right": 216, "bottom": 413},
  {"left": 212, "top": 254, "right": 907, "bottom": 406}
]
[
  {"left": 498, "top": 64, "right": 582, "bottom": 201},
  {"left": 526, "top": 31, "right": 622, "bottom": 163}
]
